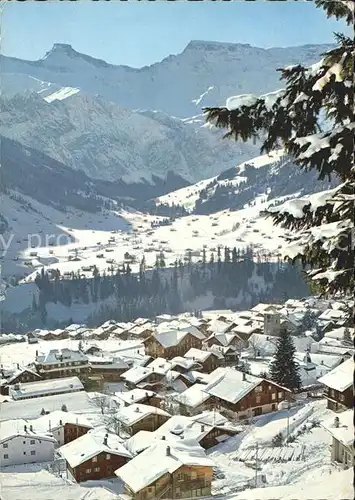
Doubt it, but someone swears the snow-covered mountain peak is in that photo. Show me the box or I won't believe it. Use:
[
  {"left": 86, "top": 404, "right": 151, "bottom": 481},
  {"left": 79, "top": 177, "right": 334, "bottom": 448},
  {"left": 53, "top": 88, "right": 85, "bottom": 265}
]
[
  {"left": 2, "top": 41, "right": 332, "bottom": 117},
  {"left": 184, "top": 40, "right": 253, "bottom": 52},
  {"left": 40, "top": 43, "right": 113, "bottom": 70}
]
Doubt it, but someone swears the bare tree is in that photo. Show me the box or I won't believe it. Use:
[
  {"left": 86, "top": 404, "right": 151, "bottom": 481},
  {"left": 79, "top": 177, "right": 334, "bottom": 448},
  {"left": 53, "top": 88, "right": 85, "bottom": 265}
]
[
  {"left": 106, "top": 414, "right": 122, "bottom": 436},
  {"left": 92, "top": 394, "right": 110, "bottom": 415},
  {"left": 248, "top": 336, "right": 263, "bottom": 358}
]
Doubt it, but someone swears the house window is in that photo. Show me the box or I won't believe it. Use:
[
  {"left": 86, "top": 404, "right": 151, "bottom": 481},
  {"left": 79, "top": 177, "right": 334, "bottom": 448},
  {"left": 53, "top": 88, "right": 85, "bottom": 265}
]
[
  {"left": 271, "top": 393, "right": 276, "bottom": 401},
  {"left": 191, "top": 471, "right": 197, "bottom": 480},
  {"left": 94, "top": 467, "right": 100, "bottom": 472},
  {"left": 31, "top": 451, "right": 36, "bottom": 456},
  {"left": 85, "top": 469, "right": 92, "bottom": 474},
  {"left": 106, "top": 454, "right": 111, "bottom": 460},
  {"left": 3, "top": 443, "right": 8, "bottom": 449},
  {"left": 340, "top": 394, "right": 345, "bottom": 402},
  {"left": 278, "top": 392, "right": 283, "bottom": 398},
  {"left": 330, "top": 389, "right": 335, "bottom": 398},
  {"left": 30, "top": 440, "right": 35, "bottom": 445},
  {"left": 256, "top": 396, "right": 261, "bottom": 404},
  {"left": 3, "top": 454, "right": 9, "bottom": 459},
  {"left": 23, "top": 452, "right": 26, "bottom": 455},
  {"left": 177, "top": 473, "right": 183, "bottom": 481},
  {"left": 92, "top": 456, "right": 98, "bottom": 462},
  {"left": 255, "top": 386, "right": 263, "bottom": 392}
]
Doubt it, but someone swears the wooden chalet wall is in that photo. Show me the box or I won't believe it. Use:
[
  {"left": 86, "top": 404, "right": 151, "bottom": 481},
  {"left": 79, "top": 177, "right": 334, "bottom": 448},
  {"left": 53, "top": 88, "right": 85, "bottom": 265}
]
[
  {"left": 324, "top": 386, "right": 353, "bottom": 411},
  {"left": 68, "top": 451, "right": 128, "bottom": 482}
]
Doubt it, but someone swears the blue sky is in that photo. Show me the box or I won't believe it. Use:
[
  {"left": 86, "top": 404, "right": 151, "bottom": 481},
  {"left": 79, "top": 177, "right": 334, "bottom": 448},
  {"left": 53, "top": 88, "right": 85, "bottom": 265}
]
[{"left": 2, "top": 1, "right": 348, "bottom": 67}]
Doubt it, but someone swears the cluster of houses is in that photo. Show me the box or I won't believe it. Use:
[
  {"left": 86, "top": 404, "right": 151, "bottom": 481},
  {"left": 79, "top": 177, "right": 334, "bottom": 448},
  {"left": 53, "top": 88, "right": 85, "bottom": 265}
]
[{"left": 0, "top": 296, "right": 352, "bottom": 497}]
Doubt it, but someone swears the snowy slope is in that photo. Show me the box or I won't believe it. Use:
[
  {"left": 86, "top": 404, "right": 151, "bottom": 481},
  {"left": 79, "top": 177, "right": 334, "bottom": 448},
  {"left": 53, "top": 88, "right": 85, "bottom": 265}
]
[
  {"left": 1, "top": 41, "right": 332, "bottom": 118},
  {"left": 156, "top": 151, "right": 284, "bottom": 210},
  {"left": 1, "top": 73, "right": 80, "bottom": 103},
  {"left": 156, "top": 150, "right": 337, "bottom": 214}
]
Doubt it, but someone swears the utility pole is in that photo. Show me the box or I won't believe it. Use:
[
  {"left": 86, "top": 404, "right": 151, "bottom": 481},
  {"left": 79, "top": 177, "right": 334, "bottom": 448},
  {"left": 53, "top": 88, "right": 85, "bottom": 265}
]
[
  {"left": 254, "top": 442, "right": 259, "bottom": 487},
  {"left": 286, "top": 402, "right": 291, "bottom": 442}
]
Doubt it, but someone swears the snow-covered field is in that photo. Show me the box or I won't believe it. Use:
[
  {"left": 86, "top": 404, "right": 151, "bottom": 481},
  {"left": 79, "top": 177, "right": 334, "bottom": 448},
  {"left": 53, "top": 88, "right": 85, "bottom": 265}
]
[{"left": 1, "top": 187, "right": 289, "bottom": 287}]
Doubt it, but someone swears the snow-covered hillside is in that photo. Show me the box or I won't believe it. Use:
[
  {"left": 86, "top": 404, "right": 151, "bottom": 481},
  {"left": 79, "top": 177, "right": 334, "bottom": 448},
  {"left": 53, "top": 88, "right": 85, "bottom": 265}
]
[
  {"left": 156, "top": 150, "right": 337, "bottom": 214},
  {"left": 1, "top": 41, "right": 332, "bottom": 117},
  {"left": 156, "top": 151, "right": 285, "bottom": 210}
]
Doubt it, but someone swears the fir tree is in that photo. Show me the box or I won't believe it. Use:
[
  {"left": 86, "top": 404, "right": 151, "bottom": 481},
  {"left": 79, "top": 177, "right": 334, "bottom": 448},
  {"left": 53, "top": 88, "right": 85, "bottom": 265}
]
[
  {"left": 300, "top": 309, "right": 317, "bottom": 331},
  {"left": 31, "top": 294, "right": 37, "bottom": 311},
  {"left": 269, "top": 328, "right": 302, "bottom": 391},
  {"left": 202, "top": 247, "right": 206, "bottom": 270},
  {"left": 204, "top": 2, "right": 353, "bottom": 296},
  {"left": 159, "top": 251, "right": 166, "bottom": 268}
]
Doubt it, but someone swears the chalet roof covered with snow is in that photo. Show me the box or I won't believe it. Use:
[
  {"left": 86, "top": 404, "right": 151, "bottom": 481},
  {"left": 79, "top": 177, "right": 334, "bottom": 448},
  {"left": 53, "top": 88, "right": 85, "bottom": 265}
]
[
  {"left": 206, "top": 332, "right": 238, "bottom": 347},
  {"left": 133, "top": 317, "right": 150, "bottom": 326},
  {"left": 251, "top": 303, "right": 282, "bottom": 313},
  {"left": 9, "top": 376, "right": 84, "bottom": 400},
  {"left": 65, "top": 324, "right": 86, "bottom": 332},
  {"left": 184, "top": 347, "right": 223, "bottom": 362},
  {"left": 0, "top": 391, "right": 95, "bottom": 422},
  {"left": 318, "top": 308, "right": 346, "bottom": 322},
  {"left": 60, "top": 428, "right": 132, "bottom": 468},
  {"left": 204, "top": 367, "right": 264, "bottom": 404},
  {"left": 36, "top": 348, "right": 88, "bottom": 365},
  {"left": 4, "top": 366, "right": 41, "bottom": 385},
  {"left": 324, "top": 326, "right": 351, "bottom": 340},
  {"left": 170, "top": 355, "right": 202, "bottom": 370},
  {"left": 230, "top": 323, "right": 262, "bottom": 335},
  {"left": 174, "top": 383, "right": 211, "bottom": 408},
  {"left": 126, "top": 410, "right": 234, "bottom": 456},
  {"left": 0, "top": 418, "right": 57, "bottom": 444},
  {"left": 115, "top": 403, "right": 170, "bottom": 426},
  {"left": 318, "top": 358, "right": 353, "bottom": 392},
  {"left": 156, "top": 319, "right": 195, "bottom": 333},
  {"left": 206, "top": 318, "right": 232, "bottom": 334},
  {"left": 150, "top": 327, "right": 204, "bottom": 348},
  {"left": 115, "top": 388, "right": 156, "bottom": 405},
  {"left": 115, "top": 438, "right": 214, "bottom": 492},
  {"left": 129, "top": 325, "right": 153, "bottom": 337},
  {"left": 33, "top": 410, "right": 93, "bottom": 432},
  {"left": 87, "top": 355, "right": 129, "bottom": 369},
  {"left": 323, "top": 409, "right": 354, "bottom": 446},
  {"left": 120, "top": 365, "right": 153, "bottom": 384},
  {"left": 146, "top": 357, "right": 173, "bottom": 374}
]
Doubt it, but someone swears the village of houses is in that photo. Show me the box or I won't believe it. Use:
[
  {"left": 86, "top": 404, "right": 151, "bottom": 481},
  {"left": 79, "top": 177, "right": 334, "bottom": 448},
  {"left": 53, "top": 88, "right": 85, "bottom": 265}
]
[{"left": 0, "top": 297, "right": 353, "bottom": 500}]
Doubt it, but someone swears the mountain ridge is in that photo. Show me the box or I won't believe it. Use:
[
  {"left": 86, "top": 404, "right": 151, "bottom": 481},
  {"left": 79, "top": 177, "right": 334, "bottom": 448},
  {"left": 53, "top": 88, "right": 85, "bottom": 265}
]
[
  {"left": 1, "top": 41, "right": 332, "bottom": 117},
  {"left": 4, "top": 40, "right": 333, "bottom": 68}
]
